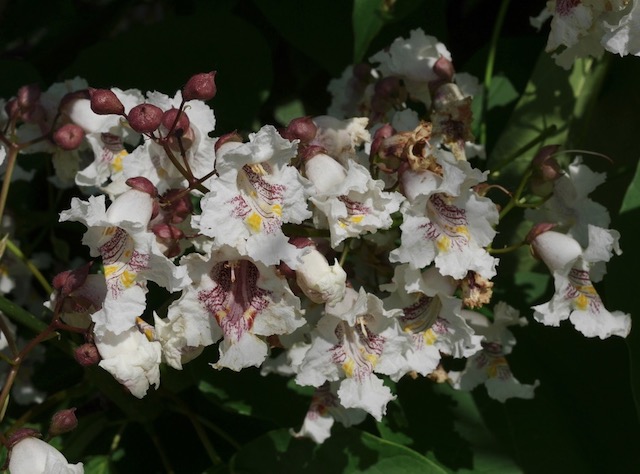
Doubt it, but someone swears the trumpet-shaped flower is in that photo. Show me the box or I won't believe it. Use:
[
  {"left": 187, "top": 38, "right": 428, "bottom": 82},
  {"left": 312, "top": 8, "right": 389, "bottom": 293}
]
[
  {"left": 295, "top": 288, "right": 411, "bottom": 420},
  {"left": 450, "top": 302, "right": 539, "bottom": 402},
  {"left": 307, "top": 154, "right": 404, "bottom": 247},
  {"left": 382, "top": 265, "right": 482, "bottom": 380},
  {"left": 9, "top": 436, "right": 83, "bottom": 474},
  {"left": 96, "top": 325, "right": 162, "bottom": 398},
  {"left": 166, "top": 245, "right": 305, "bottom": 371},
  {"left": 531, "top": 226, "right": 631, "bottom": 339},
  {"left": 59, "top": 188, "right": 190, "bottom": 336},
  {"left": 195, "top": 125, "right": 311, "bottom": 267},
  {"left": 292, "top": 382, "right": 367, "bottom": 444}
]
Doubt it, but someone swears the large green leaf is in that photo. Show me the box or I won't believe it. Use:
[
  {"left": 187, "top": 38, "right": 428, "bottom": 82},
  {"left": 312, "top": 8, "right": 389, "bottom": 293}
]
[
  {"left": 488, "top": 53, "right": 609, "bottom": 181},
  {"left": 609, "top": 158, "right": 640, "bottom": 420},
  {"left": 353, "top": 0, "right": 387, "bottom": 63},
  {"left": 229, "top": 427, "right": 447, "bottom": 473}
]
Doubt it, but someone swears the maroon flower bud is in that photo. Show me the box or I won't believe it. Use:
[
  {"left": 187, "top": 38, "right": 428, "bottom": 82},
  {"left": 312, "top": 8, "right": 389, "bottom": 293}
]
[
  {"left": 53, "top": 124, "right": 85, "bottom": 150},
  {"left": 299, "top": 144, "right": 326, "bottom": 162},
  {"left": 162, "top": 189, "right": 193, "bottom": 223},
  {"left": 215, "top": 130, "right": 243, "bottom": 153},
  {"left": 58, "top": 90, "right": 90, "bottom": 112},
  {"left": 74, "top": 343, "right": 100, "bottom": 366},
  {"left": 127, "top": 103, "right": 163, "bottom": 133},
  {"left": 375, "top": 76, "right": 402, "bottom": 100},
  {"left": 126, "top": 176, "right": 158, "bottom": 197},
  {"left": 6, "top": 428, "right": 41, "bottom": 449},
  {"left": 288, "top": 237, "right": 316, "bottom": 249},
  {"left": 52, "top": 262, "right": 92, "bottom": 298},
  {"left": 161, "top": 108, "right": 190, "bottom": 136},
  {"left": 49, "top": 408, "right": 78, "bottom": 436},
  {"left": 152, "top": 223, "right": 184, "bottom": 240},
  {"left": 433, "top": 56, "right": 455, "bottom": 82},
  {"left": 525, "top": 222, "right": 556, "bottom": 244},
  {"left": 183, "top": 71, "right": 217, "bottom": 101},
  {"left": 4, "top": 98, "right": 19, "bottom": 120},
  {"left": 89, "top": 88, "right": 125, "bottom": 115},
  {"left": 370, "top": 123, "right": 395, "bottom": 157},
  {"left": 283, "top": 116, "right": 317, "bottom": 144},
  {"left": 531, "top": 145, "right": 562, "bottom": 196},
  {"left": 353, "top": 63, "right": 373, "bottom": 82},
  {"left": 17, "top": 84, "right": 41, "bottom": 109}
]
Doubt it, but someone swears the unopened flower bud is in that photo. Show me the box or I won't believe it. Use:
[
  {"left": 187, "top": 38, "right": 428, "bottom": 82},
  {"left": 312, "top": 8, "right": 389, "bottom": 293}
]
[
  {"left": 527, "top": 225, "right": 582, "bottom": 272},
  {"left": 52, "top": 262, "right": 92, "bottom": 298},
  {"left": 214, "top": 130, "right": 243, "bottom": 154},
  {"left": 304, "top": 152, "right": 346, "bottom": 193},
  {"left": 370, "top": 123, "right": 395, "bottom": 157},
  {"left": 283, "top": 116, "right": 317, "bottom": 144},
  {"left": 530, "top": 145, "right": 562, "bottom": 196},
  {"left": 375, "top": 76, "right": 402, "bottom": 100},
  {"left": 183, "top": 71, "right": 217, "bottom": 101},
  {"left": 126, "top": 176, "right": 158, "bottom": 197},
  {"left": 353, "top": 63, "right": 373, "bottom": 82},
  {"left": 53, "top": 124, "right": 85, "bottom": 150},
  {"left": 127, "top": 103, "right": 163, "bottom": 133},
  {"left": 74, "top": 343, "right": 100, "bottom": 366},
  {"left": 162, "top": 189, "right": 193, "bottom": 223},
  {"left": 296, "top": 248, "right": 347, "bottom": 305},
  {"left": 161, "top": 108, "right": 190, "bottom": 136},
  {"left": 433, "top": 56, "right": 455, "bottom": 82},
  {"left": 17, "top": 84, "right": 41, "bottom": 109},
  {"left": 89, "top": 88, "right": 125, "bottom": 115},
  {"left": 49, "top": 408, "right": 78, "bottom": 436}
]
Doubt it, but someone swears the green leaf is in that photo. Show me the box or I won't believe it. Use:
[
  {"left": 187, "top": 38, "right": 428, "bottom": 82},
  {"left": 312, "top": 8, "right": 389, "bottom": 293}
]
[
  {"left": 619, "top": 157, "right": 640, "bottom": 214},
  {"left": 608, "top": 158, "right": 640, "bottom": 421},
  {"left": 83, "top": 455, "right": 113, "bottom": 474},
  {"left": 488, "top": 54, "right": 610, "bottom": 181},
  {"left": 274, "top": 100, "right": 306, "bottom": 127},
  {"left": 353, "top": 0, "right": 386, "bottom": 62},
  {"left": 487, "top": 74, "right": 519, "bottom": 110},
  {"left": 377, "top": 378, "right": 521, "bottom": 472},
  {"left": 229, "top": 427, "right": 448, "bottom": 473}
]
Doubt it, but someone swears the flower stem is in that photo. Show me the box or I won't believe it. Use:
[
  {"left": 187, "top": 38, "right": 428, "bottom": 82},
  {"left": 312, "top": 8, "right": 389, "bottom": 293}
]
[{"left": 5, "top": 239, "right": 53, "bottom": 295}]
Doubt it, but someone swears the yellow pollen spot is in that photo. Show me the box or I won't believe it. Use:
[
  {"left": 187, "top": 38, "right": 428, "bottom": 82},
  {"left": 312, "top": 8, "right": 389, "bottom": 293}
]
[
  {"left": 216, "top": 310, "right": 227, "bottom": 321},
  {"left": 120, "top": 270, "right": 136, "bottom": 288},
  {"left": 103, "top": 264, "right": 118, "bottom": 277},
  {"left": 423, "top": 328, "right": 437, "bottom": 345},
  {"left": 454, "top": 225, "right": 469, "bottom": 237},
  {"left": 364, "top": 352, "right": 378, "bottom": 367},
  {"left": 104, "top": 227, "right": 116, "bottom": 236},
  {"left": 486, "top": 357, "right": 507, "bottom": 378},
  {"left": 250, "top": 164, "right": 267, "bottom": 176},
  {"left": 574, "top": 293, "right": 590, "bottom": 311},
  {"left": 350, "top": 215, "right": 364, "bottom": 224},
  {"left": 272, "top": 204, "right": 282, "bottom": 217},
  {"left": 110, "top": 150, "right": 127, "bottom": 173},
  {"left": 436, "top": 235, "right": 451, "bottom": 252},
  {"left": 342, "top": 359, "right": 355, "bottom": 378},
  {"left": 246, "top": 213, "right": 262, "bottom": 232}
]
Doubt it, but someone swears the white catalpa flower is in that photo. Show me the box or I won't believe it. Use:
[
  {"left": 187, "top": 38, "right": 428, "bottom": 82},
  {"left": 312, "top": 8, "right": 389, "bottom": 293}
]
[
  {"left": 525, "top": 157, "right": 610, "bottom": 247},
  {"left": 450, "top": 302, "right": 539, "bottom": 402},
  {"left": 292, "top": 382, "right": 367, "bottom": 444},
  {"left": 195, "top": 125, "right": 311, "bottom": 267},
  {"left": 310, "top": 116, "right": 370, "bottom": 165},
  {"left": 532, "top": 0, "right": 635, "bottom": 68},
  {"left": 96, "top": 325, "right": 162, "bottom": 398},
  {"left": 167, "top": 245, "right": 305, "bottom": 371},
  {"left": 9, "top": 436, "right": 83, "bottom": 474},
  {"left": 530, "top": 226, "right": 631, "bottom": 339},
  {"left": 295, "top": 246, "right": 347, "bottom": 305},
  {"left": 306, "top": 153, "right": 404, "bottom": 247},
  {"left": 382, "top": 265, "right": 483, "bottom": 380},
  {"left": 295, "top": 288, "right": 411, "bottom": 420},
  {"left": 59, "top": 188, "right": 189, "bottom": 336},
  {"left": 369, "top": 29, "right": 451, "bottom": 107},
  {"left": 391, "top": 188, "right": 499, "bottom": 279}
]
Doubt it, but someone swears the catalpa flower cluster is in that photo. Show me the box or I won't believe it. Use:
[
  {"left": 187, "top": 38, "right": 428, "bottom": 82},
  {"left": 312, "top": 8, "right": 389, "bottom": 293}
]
[{"left": 0, "top": 28, "right": 628, "bottom": 449}]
